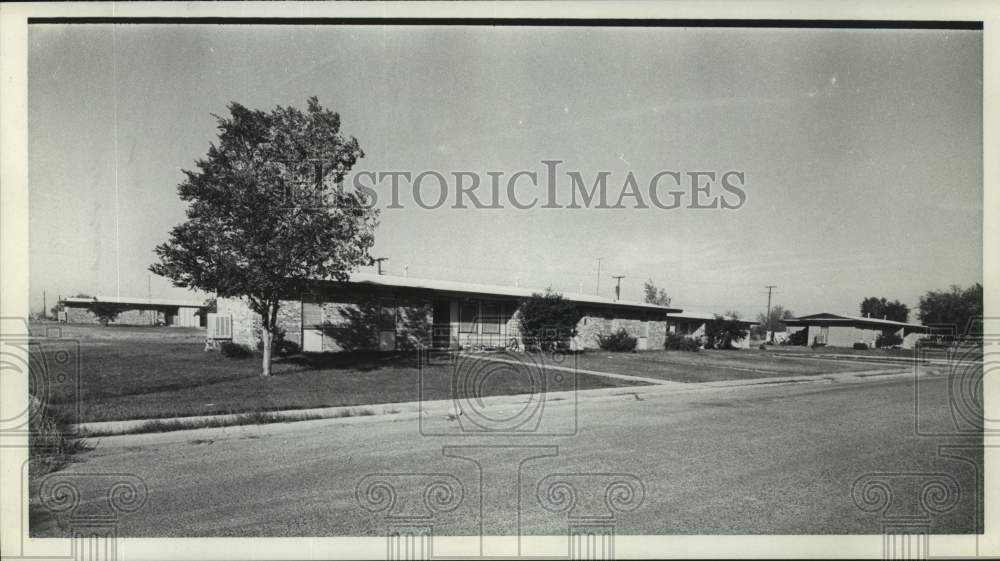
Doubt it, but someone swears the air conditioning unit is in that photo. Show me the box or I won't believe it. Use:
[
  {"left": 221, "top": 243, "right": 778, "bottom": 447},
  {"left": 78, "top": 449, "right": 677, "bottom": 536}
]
[{"left": 206, "top": 313, "right": 232, "bottom": 340}]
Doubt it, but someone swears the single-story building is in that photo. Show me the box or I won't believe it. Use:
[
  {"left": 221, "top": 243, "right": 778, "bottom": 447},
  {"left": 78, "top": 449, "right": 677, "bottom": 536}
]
[
  {"left": 59, "top": 296, "right": 208, "bottom": 327},
  {"left": 665, "top": 311, "right": 758, "bottom": 349},
  {"left": 217, "top": 273, "right": 682, "bottom": 352},
  {"left": 783, "top": 312, "right": 929, "bottom": 349}
]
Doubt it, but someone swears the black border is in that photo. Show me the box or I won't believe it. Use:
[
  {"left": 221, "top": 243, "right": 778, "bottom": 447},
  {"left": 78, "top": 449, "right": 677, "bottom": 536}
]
[{"left": 26, "top": 17, "right": 984, "bottom": 30}]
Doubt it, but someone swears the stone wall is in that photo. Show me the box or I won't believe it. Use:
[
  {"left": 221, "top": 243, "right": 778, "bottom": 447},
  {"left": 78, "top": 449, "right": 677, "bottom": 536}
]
[
  {"left": 64, "top": 305, "right": 162, "bottom": 326},
  {"left": 574, "top": 314, "right": 667, "bottom": 350},
  {"left": 217, "top": 297, "right": 301, "bottom": 348}
]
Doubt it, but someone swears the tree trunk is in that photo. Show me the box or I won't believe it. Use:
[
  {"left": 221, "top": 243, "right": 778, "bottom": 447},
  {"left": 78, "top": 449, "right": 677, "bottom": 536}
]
[{"left": 260, "top": 328, "right": 273, "bottom": 377}]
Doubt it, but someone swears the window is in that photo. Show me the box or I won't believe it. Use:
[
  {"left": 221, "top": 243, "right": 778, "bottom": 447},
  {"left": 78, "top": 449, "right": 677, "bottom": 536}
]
[
  {"left": 303, "top": 302, "right": 323, "bottom": 328},
  {"left": 378, "top": 301, "right": 396, "bottom": 330},
  {"left": 482, "top": 302, "right": 501, "bottom": 334},
  {"left": 460, "top": 302, "right": 478, "bottom": 333}
]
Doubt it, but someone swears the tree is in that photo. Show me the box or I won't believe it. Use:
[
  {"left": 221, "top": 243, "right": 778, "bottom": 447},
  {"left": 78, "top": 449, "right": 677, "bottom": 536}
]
[
  {"left": 91, "top": 301, "right": 124, "bottom": 326},
  {"left": 705, "top": 313, "right": 748, "bottom": 350},
  {"left": 150, "top": 97, "right": 378, "bottom": 376},
  {"left": 917, "top": 283, "right": 983, "bottom": 337},
  {"left": 642, "top": 280, "right": 671, "bottom": 306},
  {"left": 860, "top": 297, "right": 910, "bottom": 323},
  {"left": 517, "top": 289, "right": 582, "bottom": 351},
  {"left": 754, "top": 305, "right": 794, "bottom": 339}
]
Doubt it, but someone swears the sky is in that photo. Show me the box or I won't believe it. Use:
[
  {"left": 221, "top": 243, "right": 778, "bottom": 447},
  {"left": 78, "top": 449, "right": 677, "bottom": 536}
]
[{"left": 28, "top": 24, "right": 982, "bottom": 320}]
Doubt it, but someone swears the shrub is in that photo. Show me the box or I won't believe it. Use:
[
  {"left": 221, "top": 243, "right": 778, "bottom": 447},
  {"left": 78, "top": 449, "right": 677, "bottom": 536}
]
[
  {"left": 785, "top": 329, "right": 808, "bottom": 346},
  {"left": 853, "top": 342, "right": 869, "bottom": 350},
  {"left": 277, "top": 339, "right": 301, "bottom": 356},
  {"left": 221, "top": 341, "right": 254, "bottom": 358},
  {"left": 665, "top": 332, "right": 701, "bottom": 352},
  {"left": 704, "top": 315, "right": 748, "bottom": 350},
  {"left": 596, "top": 328, "right": 637, "bottom": 352},
  {"left": 29, "top": 394, "right": 89, "bottom": 476},
  {"left": 255, "top": 327, "right": 301, "bottom": 356},
  {"left": 518, "top": 289, "right": 581, "bottom": 352},
  {"left": 876, "top": 331, "right": 903, "bottom": 348}
]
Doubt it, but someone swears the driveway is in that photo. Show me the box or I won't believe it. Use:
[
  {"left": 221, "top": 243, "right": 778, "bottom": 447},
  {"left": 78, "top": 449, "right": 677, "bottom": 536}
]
[{"left": 30, "top": 374, "right": 981, "bottom": 537}]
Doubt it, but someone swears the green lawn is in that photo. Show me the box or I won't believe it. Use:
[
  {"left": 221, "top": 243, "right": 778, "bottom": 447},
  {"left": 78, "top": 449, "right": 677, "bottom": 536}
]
[
  {"left": 570, "top": 349, "right": 902, "bottom": 383},
  {"left": 29, "top": 323, "right": 644, "bottom": 423}
]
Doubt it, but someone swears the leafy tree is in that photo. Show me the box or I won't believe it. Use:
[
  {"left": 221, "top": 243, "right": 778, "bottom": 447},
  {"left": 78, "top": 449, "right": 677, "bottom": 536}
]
[
  {"left": 517, "top": 289, "right": 582, "bottom": 351},
  {"left": 918, "top": 283, "right": 983, "bottom": 337},
  {"left": 642, "top": 280, "right": 671, "bottom": 306},
  {"left": 150, "top": 97, "right": 378, "bottom": 376},
  {"left": 705, "top": 314, "right": 748, "bottom": 350},
  {"left": 876, "top": 331, "right": 903, "bottom": 348},
  {"left": 860, "top": 297, "right": 910, "bottom": 323},
  {"left": 91, "top": 301, "right": 124, "bottom": 326},
  {"left": 754, "top": 305, "right": 794, "bottom": 339}
]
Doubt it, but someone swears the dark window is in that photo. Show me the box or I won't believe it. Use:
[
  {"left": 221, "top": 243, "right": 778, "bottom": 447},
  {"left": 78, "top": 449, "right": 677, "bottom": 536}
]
[
  {"left": 482, "top": 302, "right": 500, "bottom": 334},
  {"left": 460, "top": 302, "right": 478, "bottom": 333},
  {"left": 379, "top": 301, "right": 396, "bottom": 330}
]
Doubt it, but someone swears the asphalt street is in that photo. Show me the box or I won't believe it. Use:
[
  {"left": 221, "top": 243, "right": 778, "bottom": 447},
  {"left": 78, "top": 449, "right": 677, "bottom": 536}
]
[{"left": 31, "top": 373, "right": 982, "bottom": 537}]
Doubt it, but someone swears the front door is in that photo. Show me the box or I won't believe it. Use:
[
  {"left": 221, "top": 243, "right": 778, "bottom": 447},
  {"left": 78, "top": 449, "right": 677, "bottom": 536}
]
[
  {"left": 302, "top": 302, "right": 324, "bottom": 352},
  {"left": 432, "top": 299, "right": 451, "bottom": 349},
  {"left": 378, "top": 300, "right": 397, "bottom": 351}
]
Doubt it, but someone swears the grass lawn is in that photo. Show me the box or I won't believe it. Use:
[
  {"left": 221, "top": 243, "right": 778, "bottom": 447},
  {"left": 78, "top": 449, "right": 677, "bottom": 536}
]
[
  {"left": 569, "top": 349, "right": 901, "bottom": 383},
  {"left": 29, "top": 323, "right": 645, "bottom": 423}
]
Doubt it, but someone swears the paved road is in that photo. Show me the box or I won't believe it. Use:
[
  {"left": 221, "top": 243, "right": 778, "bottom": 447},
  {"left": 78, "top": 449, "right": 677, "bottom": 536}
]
[{"left": 31, "top": 374, "right": 981, "bottom": 537}]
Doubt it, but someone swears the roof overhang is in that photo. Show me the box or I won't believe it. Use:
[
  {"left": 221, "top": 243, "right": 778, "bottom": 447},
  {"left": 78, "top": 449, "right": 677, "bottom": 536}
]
[
  {"left": 785, "top": 314, "right": 928, "bottom": 332},
  {"left": 308, "top": 274, "right": 682, "bottom": 314}
]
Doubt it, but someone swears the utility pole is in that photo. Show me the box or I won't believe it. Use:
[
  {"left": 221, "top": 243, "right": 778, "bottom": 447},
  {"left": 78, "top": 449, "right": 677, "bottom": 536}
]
[
  {"left": 374, "top": 257, "right": 388, "bottom": 275},
  {"left": 595, "top": 257, "right": 604, "bottom": 296},
  {"left": 148, "top": 274, "right": 152, "bottom": 302},
  {"left": 43, "top": 290, "right": 46, "bottom": 319},
  {"left": 765, "top": 285, "right": 777, "bottom": 342},
  {"left": 612, "top": 275, "right": 625, "bottom": 301}
]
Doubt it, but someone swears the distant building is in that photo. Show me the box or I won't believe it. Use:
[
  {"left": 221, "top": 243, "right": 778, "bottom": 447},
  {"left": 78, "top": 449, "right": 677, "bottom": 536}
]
[
  {"left": 665, "top": 311, "right": 758, "bottom": 349},
  {"left": 783, "top": 312, "right": 928, "bottom": 349},
  {"left": 60, "top": 296, "right": 208, "bottom": 327},
  {"left": 218, "top": 273, "right": 681, "bottom": 352}
]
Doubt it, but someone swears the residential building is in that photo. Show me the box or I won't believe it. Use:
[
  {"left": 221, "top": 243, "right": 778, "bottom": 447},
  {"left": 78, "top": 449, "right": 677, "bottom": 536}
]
[{"left": 217, "top": 273, "right": 681, "bottom": 352}]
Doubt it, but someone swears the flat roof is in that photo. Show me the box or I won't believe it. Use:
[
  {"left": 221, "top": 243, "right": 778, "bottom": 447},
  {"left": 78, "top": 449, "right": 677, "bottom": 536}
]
[
  {"left": 667, "top": 310, "right": 758, "bottom": 326},
  {"left": 63, "top": 296, "right": 207, "bottom": 308},
  {"left": 330, "top": 273, "right": 682, "bottom": 314},
  {"left": 784, "top": 312, "right": 927, "bottom": 330}
]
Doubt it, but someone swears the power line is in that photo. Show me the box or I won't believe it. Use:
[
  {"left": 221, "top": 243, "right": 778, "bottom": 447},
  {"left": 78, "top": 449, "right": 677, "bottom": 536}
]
[
  {"left": 611, "top": 275, "right": 625, "bottom": 301},
  {"left": 595, "top": 257, "right": 604, "bottom": 296},
  {"left": 765, "top": 285, "right": 777, "bottom": 342}
]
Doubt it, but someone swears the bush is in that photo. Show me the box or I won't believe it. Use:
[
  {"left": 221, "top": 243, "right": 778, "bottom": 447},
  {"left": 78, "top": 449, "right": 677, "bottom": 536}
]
[
  {"left": 518, "top": 290, "right": 581, "bottom": 352},
  {"left": 665, "top": 332, "right": 701, "bottom": 351},
  {"left": 704, "top": 315, "right": 749, "bottom": 350},
  {"left": 255, "top": 327, "right": 301, "bottom": 356},
  {"left": 853, "top": 342, "right": 869, "bottom": 350},
  {"left": 221, "top": 341, "right": 254, "bottom": 358},
  {"left": 785, "top": 329, "right": 808, "bottom": 346},
  {"left": 596, "top": 328, "right": 638, "bottom": 352},
  {"left": 277, "top": 339, "right": 301, "bottom": 356},
  {"left": 29, "top": 394, "right": 88, "bottom": 476},
  {"left": 876, "top": 331, "right": 903, "bottom": 348}
]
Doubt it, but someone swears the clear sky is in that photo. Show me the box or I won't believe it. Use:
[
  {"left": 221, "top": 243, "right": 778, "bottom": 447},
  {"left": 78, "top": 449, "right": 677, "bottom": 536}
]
[{"left": 28, "top": 24, "right": 982, "bottom": 320}]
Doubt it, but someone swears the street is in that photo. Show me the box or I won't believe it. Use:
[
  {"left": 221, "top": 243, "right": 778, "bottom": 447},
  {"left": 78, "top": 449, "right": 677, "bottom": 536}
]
[{"left": 31, "top": 373, "right": 981, "bottom": 537}]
